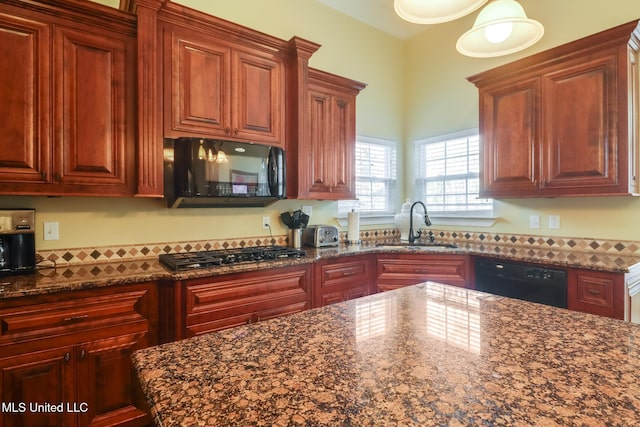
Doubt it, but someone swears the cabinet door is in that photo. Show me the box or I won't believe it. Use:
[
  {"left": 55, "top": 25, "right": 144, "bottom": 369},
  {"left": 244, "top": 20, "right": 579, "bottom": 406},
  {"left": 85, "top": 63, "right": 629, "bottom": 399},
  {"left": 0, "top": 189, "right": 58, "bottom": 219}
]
[
  {"left": 541, "top": 52, "right": 620, "bottom": 193},
  {"left": 305, "top": 87, "right": 356, "bottom": 199},
  {"left": 306, "top": 88, "right": 333, "bottom": 195},
  {"left": 479, "top": 78, "right": 539, "bottom": 197},
  {"left": 76, "top": 330, "right": 150, "bottom": 427},
  {"left": 165, "top": 27, "right": 231, "bottom": 138},
  {"left": 0, "top": 346, "right": 76, "bottom": 427},
  {"left": 53, "top": 26, "right": 135, "bottom": 194},
  {"left": 233, "top": 49, "right": 284, "bottom": 145},
  {"left": 328, "top": 94, "right": 357, "bottom": 199},
  {"left": 0, "top": 12, "right": 50, "bottom": 187}
]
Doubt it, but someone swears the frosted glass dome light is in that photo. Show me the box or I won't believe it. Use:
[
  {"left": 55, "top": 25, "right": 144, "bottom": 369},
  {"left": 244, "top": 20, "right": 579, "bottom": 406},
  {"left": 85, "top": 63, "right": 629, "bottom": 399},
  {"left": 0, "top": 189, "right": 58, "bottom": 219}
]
[
  {"left": 394, "top": 0, "right": 489, "bottom": 24},
  {"left": 456, "top": 0, "right": 544, "bottom": 57}
]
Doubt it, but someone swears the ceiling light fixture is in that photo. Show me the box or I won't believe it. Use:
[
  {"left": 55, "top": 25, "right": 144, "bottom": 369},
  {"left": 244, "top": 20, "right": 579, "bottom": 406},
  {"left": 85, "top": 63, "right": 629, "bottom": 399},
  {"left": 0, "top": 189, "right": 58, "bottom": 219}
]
[
  {"left": 394, "top": 0, "right": 489, "bottom": 24},
  {"left": 456, "top": 0, "right": 544, "bottom": 58}
]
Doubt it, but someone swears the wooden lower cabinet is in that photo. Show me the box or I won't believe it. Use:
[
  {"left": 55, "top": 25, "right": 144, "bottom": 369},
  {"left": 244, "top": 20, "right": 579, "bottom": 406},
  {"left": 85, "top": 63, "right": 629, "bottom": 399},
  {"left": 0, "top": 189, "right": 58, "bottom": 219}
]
[
  {"left": 314, "top": 255, "right": 374, "bottom": 308},
  {"left": 177, "top": 264, "right": 311, "bottom": 339},
  {"left": 0, "top": 282, "right": 158, "bottom": 427},
  {"left": 376, "top": 254, "right": 469, "bottom": 292},
  {"left": 568, "top": 269, "right": 626, "bottom": 320}
]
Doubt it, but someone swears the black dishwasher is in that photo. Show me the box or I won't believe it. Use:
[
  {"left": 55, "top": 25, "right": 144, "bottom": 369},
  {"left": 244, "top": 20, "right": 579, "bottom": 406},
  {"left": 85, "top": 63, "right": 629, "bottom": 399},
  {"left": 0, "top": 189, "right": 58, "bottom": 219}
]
[{"left": 474, "top": 258, "right": 568, "bottom": 308}]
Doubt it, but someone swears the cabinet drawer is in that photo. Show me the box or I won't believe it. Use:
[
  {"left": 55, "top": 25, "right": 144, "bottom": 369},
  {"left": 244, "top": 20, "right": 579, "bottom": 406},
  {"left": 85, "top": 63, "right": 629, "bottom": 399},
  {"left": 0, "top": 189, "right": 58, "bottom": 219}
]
[
  {"left": 320, "top": 260, "right": 369, "bottom": 288},
  {"left": 376, "top": 255, "right": 467, "bottom": 288},
  {"left": 576, "top": 276, "right": 614, "bottom": 307},
  {"left": 183, "top": 265, "right": 311, "bottom": 335},
  {"left": 568, "top": 270, "right": 625, "bottom": 319},
  {"left": 0, "top": 289, "right": 150, "bottom": 343}
]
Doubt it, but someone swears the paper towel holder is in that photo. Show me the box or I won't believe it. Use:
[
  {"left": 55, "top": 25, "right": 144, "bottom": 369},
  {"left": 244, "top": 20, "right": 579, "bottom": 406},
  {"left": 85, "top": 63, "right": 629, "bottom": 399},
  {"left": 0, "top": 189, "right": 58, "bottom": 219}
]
[{"left": 346, "top": 209, "right": 361, "bottom": 246}]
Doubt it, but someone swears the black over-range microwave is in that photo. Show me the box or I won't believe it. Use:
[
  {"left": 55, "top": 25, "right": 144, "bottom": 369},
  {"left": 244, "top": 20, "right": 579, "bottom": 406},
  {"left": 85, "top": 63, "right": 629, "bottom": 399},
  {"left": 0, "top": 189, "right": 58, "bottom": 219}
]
[{"left": 163, "top": 138, "right": 285, "bottom": 208}]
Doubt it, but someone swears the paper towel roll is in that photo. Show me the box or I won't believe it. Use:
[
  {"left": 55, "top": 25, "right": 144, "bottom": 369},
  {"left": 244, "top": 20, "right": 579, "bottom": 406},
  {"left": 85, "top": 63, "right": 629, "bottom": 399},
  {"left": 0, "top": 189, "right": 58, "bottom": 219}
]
[{"left": 347, "top": 210, "right": 360, "bottom": 245}]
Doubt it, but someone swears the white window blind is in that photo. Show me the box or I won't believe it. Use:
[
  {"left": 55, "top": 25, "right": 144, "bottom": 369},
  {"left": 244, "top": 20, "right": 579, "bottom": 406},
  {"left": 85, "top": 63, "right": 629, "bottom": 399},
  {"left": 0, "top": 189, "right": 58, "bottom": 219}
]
[
  {"left": 339, "top": 137, "right": 397, "bottom": 214},
  {"left": 415, "top": 130, "right": 492, "bottom": 214}
]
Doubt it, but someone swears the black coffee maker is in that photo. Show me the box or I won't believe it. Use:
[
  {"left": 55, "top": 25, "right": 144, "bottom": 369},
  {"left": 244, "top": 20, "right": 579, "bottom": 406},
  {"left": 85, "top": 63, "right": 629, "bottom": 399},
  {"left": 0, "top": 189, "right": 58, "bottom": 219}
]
[{"left": 0, "top": 210, "right": 36, "bottom": 276}]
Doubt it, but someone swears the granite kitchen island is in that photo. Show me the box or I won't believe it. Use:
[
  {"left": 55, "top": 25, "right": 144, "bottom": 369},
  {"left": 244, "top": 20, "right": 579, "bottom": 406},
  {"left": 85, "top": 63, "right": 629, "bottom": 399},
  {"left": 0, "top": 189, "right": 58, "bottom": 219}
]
[{"left": 132, "top": 283, "right": 640, "bottom": 426}]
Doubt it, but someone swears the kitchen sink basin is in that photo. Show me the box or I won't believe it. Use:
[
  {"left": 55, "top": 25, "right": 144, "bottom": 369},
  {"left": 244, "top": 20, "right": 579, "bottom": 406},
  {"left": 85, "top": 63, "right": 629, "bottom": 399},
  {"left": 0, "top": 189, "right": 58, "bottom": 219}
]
[{"left": 375, "top": 242, "right": 459, "bottom": 250}]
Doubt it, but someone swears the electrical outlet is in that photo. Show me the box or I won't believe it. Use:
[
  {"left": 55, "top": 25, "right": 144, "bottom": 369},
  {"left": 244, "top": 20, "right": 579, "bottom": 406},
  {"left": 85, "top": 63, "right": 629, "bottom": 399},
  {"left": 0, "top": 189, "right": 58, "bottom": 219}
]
[
  {"left": 529, "top": 215, "right": 540, "bottom": 229},
  {"left": 262, "top": 216, "right": 270, "bottom": 230},
  {"left": 43, "top": 221, "right": 59, "bottom": 240},
  {"left": 301, "top": 206, "right": 312, "bottom": 216}
]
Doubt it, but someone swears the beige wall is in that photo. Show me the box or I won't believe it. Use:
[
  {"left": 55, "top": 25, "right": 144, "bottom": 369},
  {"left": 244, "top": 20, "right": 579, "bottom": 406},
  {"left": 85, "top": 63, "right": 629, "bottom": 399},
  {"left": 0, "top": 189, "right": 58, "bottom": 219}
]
[
  {"left": 405, "top": 0, "right": 640, "bottom": 241},
  {"left": 0, "top": 0, "right": 405, "bottom": 250},
  {"left": 3, "top": 0, "right": 640, "bottom": 250}
]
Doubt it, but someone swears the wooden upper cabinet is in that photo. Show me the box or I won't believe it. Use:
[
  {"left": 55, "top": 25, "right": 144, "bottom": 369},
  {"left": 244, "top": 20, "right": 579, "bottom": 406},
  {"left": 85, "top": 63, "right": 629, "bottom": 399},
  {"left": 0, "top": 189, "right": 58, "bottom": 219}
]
[
  {"left": 54, "top": 26, "right": 136, "bottom": 192},
  {"left": 165, "top": 28, "right": 231, "bottom": 136},
  {"left": 541, "top": 54, "right": 619, "bottom": 191},
  {"left": 0, "top": 13, "right": 50, "bottom": 185},
  {"left": 163, "top": 24, "right": 285, "bottom": 146},
  {"left": 291, "top": 68, "right": 365, "bottom": 200},
  {"left": 0, "top": 1, "right": 137, "bottom": 196},
  {"left": 469, "top": 20, "right": 640, "bottom": 198},
  {"left": 481, "top": 77, "right": 539, "bottom": 194},
  {"left": 233, "top": 49, "right": 284, "bottom": 143}
]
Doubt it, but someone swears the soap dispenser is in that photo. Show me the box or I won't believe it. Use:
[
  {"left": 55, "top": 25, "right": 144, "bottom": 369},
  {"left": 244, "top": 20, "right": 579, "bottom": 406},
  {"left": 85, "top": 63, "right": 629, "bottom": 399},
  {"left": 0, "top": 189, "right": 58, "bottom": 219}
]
[{"left": 394, "top": 199, "right": 424, "bottom": 241}]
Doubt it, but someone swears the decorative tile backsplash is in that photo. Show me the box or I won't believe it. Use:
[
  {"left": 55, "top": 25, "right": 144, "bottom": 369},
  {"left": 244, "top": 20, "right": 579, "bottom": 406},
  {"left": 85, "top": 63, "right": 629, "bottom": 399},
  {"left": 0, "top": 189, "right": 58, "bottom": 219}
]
[{"left": 36, "top": 228, "right": 640, "bottom": 267}]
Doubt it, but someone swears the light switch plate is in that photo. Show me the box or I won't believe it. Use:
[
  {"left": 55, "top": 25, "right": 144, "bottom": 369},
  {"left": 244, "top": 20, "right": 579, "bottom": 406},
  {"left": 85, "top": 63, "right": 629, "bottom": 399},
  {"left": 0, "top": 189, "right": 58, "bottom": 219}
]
[
  {"left": 43, "top": 221, "right": 59, "bottom": 240},
  {"left": 549, "top": 215, "right": 561, "bottom": 229},
  {"left": 529, "top": 215, "right": 540, "bottom": 229}
]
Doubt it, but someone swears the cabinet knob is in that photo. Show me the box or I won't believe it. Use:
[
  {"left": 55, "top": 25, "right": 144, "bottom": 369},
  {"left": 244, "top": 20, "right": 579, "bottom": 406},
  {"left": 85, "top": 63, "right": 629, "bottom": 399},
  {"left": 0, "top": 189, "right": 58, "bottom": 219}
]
[
  {"left": 64, "top": 352, "right": 71, "bottom": 363},
  {"left": 80, "top": 349, "right": 87, "bottom": 359},
  {"left": 41, "top": 171, "right": 47, "bottom": 181},
  {"left": 225, "top": 127, "right": 231, "bottom": 134},
  {"left": 234, "top": 128, "right": 239, "bottom": 136}
]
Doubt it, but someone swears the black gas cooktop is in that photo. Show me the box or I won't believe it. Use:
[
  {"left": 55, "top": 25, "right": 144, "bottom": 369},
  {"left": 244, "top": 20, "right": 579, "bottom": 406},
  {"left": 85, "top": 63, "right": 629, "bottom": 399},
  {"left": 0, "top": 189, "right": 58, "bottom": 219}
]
[{"left": 159, "top": 246, "right": 306, "bottom": 271}]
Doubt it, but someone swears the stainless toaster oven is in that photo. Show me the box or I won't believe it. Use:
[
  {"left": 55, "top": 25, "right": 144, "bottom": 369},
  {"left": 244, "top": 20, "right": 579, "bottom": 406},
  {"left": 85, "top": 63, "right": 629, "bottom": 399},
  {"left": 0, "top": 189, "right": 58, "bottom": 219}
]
[{"left": 301, "top": 225, "right": 339, "bottom": 248}]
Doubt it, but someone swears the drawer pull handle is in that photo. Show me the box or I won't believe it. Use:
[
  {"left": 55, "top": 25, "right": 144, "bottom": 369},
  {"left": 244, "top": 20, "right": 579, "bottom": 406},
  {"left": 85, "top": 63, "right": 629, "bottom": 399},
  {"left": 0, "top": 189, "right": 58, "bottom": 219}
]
[
  {"left": 588, "top": 289, "right": 601, "bottom": 295},
  {"left": 64, "top": 352, "right": 71, "bottom": 363},
  {"left": 80, "top": 349, "right": 87, "bottom": 359},
  {"left": 342, "top": 271, "right": 355, "bottom": 276},
  {"left": 63, "top": 314, "right": 88, "bottom": 322},
  {"left": 414, "top": 270, "right": 429, "bottom": 274}
]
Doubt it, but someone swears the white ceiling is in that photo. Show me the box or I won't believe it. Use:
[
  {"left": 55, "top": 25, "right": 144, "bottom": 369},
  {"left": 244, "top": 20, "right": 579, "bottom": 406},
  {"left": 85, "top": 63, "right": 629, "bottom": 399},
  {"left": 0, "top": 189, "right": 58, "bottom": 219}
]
[{"left": 314, "top": 0, "right": 428, "bottom": 39}]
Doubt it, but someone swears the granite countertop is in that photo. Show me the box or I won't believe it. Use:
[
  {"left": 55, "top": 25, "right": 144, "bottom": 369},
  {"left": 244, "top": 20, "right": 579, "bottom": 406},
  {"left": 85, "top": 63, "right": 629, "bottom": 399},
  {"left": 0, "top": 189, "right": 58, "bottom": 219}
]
[
  {"left": 132, "top": 282, "right": 640, "bottom": 426},
  {"left": 1, "top": 241, "right": 639, "bottom": 300}
]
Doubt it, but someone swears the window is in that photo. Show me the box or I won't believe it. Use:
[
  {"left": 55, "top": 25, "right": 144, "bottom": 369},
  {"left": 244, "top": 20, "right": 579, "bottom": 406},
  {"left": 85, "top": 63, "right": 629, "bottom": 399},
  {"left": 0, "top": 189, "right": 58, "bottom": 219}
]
[
  {"left": 415, "top": 129, "right": 492, "bottom": 215},
  {"left": 339, "top": 137, "right": 397, "bottom": 215}
]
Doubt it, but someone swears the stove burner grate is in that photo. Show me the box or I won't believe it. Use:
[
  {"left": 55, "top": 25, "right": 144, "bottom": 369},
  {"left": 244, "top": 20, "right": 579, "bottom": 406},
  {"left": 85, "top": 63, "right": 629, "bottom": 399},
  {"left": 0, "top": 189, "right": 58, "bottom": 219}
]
[{"left": 159, "top": 246, "right": 306, "bottom": 271}]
